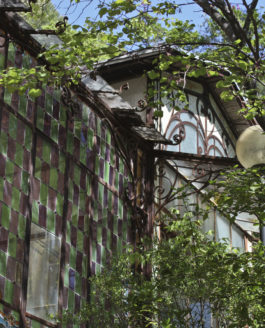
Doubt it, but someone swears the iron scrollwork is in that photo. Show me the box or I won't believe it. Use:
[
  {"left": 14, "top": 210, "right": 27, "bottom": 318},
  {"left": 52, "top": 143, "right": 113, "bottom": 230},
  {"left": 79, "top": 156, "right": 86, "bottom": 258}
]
[
  {"left": 172, "top": 125, "right": 185, "bottom": 145},
  {"left": 163, "top": 90, "right": 235, "bottom": 157},
  {"left": 192, "top": 163, "right": 207, "bottom": 179},
  {"left": 154, "top": 160, "right": 179, "bottom": 216}
]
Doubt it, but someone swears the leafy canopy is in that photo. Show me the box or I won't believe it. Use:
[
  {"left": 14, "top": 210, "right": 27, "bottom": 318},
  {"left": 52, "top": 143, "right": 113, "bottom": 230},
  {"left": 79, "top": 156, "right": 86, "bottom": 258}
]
[
  {"left": 2, "top": 2, "right": 265, "bottom": 327},
  {"left": 21, "top": 0, "right": 61, "bottom": 29},
  {"left": 61, "top": 212, "right": 265, "bottom": 328},
  {"left": 3, "top": 0, "right": 265, "bottom": 120},
  {"left": 206, "top": 166, "right": 265, "bottom": 228}
]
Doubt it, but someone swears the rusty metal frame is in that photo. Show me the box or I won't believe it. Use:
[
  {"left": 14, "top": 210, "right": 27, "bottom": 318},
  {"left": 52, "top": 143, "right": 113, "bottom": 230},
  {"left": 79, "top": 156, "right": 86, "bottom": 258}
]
[
  {"left": 153, "top": 158, "right": 245, "bottom": 240},
  {"left": 162, "top": 89, "right": 235, "bottom": 157},
  {"left": 153, "top": 151, "right": 237, "bottom": 219}
]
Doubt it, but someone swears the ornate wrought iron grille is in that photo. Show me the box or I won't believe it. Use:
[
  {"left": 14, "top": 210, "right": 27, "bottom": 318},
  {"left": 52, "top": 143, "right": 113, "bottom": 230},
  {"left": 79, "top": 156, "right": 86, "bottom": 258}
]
[{"left": 160, "top": 89, "right": 236, "bottom": 158}]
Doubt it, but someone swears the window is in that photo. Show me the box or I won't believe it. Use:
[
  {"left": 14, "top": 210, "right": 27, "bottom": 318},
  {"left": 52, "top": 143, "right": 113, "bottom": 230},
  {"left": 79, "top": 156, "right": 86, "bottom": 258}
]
[
  {"left": 26, "top": 223, "right": 61, "bottom": 322},
  {"left": 160, "top": 89, "right": 236, "bottom": 158}
]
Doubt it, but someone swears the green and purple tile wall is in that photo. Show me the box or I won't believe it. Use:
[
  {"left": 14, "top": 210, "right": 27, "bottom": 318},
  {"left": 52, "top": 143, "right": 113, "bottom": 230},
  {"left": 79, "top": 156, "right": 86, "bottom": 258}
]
[
  {"left": 0, "top": 105, "right": 31, "bottom": 309},
  {"left": 0, "top": 31, "right": 5, "bottom": 99},
  {"left": 0, "top": 39, "right": 132, "bottom": 325},
  {"left": 87, "top": 112, "right": 132, "bottom": 275}
]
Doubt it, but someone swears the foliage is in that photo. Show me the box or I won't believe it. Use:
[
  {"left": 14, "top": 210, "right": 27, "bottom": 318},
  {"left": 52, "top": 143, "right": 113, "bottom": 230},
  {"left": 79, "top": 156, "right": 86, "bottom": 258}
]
[
  {"left": 62, "top": 211, "right": 265, "bottom": 328},
  {"left": 1, "top": 3, "right": 265, "bottom": 326},
  {"left": 206, "top": 166, "right": 265, "bottom": 227},
  {"left": 21, "top": 0, "right": 61, "bottom": 29},
  {"left": 1, "top": 0, "right": 265, "bottom": 121},
  {"left": 201, "top": 4, "right": 255, "bottom": 44},
  {"left": 0, "top": 66, "right": 50, "bottom": 96},
  {"left": 0, "top": 1, "right": 202, "bottom": 104}
]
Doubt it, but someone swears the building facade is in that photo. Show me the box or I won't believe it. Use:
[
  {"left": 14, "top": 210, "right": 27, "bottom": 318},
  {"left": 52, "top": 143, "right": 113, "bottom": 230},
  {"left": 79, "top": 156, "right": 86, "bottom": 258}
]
[
  {"left": 0, "top": 3, "right": 259, "bottom": 328},
  {"left": 100, "top": 50, "right": 258, "bottom": 248}
]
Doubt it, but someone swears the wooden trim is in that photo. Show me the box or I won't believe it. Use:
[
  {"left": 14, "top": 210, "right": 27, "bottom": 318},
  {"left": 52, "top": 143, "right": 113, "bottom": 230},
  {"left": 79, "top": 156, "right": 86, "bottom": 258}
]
[
  {"left": 153, "top": 149, "right": 239, "bottom": 166},
  {"left": 25, "top": 312, "right": 57, "bottom": 328}
]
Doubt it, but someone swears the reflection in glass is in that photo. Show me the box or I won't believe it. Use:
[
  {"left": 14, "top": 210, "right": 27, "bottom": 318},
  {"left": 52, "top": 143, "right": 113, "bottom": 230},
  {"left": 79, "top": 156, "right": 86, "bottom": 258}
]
[
  {"left": 216, "top": 213, "right": 230, "bottom": 242},
  {"left": 26, "top": 223, "right": 61, "bottom": 322},
  {"left": 232, "top": 225, "right": 245, "bottom": 251}
]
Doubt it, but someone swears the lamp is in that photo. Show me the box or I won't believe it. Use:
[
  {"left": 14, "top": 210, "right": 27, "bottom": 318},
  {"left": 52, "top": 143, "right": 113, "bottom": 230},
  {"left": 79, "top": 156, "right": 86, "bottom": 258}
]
[{"left": 236, "top": 125, "right": 265, "bottom": 244}]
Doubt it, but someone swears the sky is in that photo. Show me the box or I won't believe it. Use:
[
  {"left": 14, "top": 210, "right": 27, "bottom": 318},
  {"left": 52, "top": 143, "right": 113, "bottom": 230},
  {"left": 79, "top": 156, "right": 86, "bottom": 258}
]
[
  {"left": 50, "top": 0, "right": 265, "bottom": 32},
  {"left": 50, "top": 0, "right": 207, "bottom": 28}
]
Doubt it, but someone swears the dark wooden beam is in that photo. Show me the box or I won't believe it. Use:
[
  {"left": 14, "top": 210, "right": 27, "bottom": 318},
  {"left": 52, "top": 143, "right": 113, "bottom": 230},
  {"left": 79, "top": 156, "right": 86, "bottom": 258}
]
[{"left": 153, "top": 149, "right": 239, "bottom": 166}]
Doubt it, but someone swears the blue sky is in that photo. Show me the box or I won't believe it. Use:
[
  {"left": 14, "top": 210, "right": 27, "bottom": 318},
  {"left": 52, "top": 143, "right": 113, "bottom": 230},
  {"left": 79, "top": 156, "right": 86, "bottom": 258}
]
[
  {"left": 51, "top": 1, "right": 207, "bottom": 28},
  {"left": 51, "top": 0, "right": 265, "bottom": 32}
]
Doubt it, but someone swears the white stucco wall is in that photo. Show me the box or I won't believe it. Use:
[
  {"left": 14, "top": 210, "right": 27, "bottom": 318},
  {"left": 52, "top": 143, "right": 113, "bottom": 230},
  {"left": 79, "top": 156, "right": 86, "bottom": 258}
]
[{"left": 111, "top": 76, "right": 147, "bottom": 122}]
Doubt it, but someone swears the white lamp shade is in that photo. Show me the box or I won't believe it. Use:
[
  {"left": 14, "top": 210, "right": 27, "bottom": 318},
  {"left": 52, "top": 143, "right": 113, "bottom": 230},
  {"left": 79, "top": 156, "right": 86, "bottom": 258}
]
[{"left": 236, "top": 125, "right": 265, "bottom": 168}]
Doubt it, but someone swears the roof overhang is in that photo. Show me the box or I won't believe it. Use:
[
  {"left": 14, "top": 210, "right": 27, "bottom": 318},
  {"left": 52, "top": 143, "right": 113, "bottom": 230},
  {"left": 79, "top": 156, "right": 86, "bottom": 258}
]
[{"left": 98, "top": 47, "right": 253, "bottom": 138}]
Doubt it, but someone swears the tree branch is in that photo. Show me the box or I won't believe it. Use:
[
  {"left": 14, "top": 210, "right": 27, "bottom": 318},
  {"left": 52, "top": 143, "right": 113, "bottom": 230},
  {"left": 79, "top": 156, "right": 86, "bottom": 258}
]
[
  {"left": 243, "top": 0, "right": 258, "bottom": 32},
  {"left": 194, "top": 0, "right": 239, "bottom": 41},
  {"left": 194, "top": 0, "right": 260, "bottom": 63}
]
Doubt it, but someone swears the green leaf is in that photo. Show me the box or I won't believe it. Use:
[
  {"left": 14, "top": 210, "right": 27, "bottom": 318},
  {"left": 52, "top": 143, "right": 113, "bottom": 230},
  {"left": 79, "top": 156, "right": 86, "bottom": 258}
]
[
  {"left": 234, "top": 39, "right": 241, "bottom": 45},
  {"left": 154, "top": 110, "right": 163, "bottom": 117},
  {"left": 220, "top": 91, "right": 234, "bottom": 101},
  {"left": 238, "top": 60, "right": 248, "bottom": 71},
  {"left": 208, "top": 70, "right": 218, "bottom": 77},
  {"left": 115, "top": 0, "right": 126, "bottom": 4},
  {"left": 148, "top": 70, "right": 160, "bottom": 80},
  {"left": 28, "top": 88, "right": 42, "bottom": 98},
  {"left": 216, "top": 80, "right": 231, "bottom": 88},
  {"left": 99, "top": 8, "right": 108, "bottom": 17}
]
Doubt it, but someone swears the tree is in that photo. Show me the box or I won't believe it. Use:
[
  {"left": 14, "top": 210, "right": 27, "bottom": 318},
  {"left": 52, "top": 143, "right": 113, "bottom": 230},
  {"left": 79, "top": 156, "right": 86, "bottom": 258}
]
[
  {"left": 1, "top": 1, "right": 265, "bottom": 326},
  {"left": 61, "top": 207, "right": 265, "bottom": 327},
  {"left": 206, "top": 166, "right": 265, "bottom": 239},
  {"left": 21, "top": 0, "right": 61, "bottom": 28},
  {"left": 1, "top": 0, "right": 265, "bottom": 123}
]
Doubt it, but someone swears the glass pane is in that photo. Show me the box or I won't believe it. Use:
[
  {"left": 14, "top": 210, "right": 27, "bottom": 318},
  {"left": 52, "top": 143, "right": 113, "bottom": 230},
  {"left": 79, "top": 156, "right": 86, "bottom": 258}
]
[
  {"left": 216, "top": 212, "right": 230, "bottom": 243},
  {"left": 198, "top": 133, "right": 205, "bottom": 155},
  {"left": 180, "top": 125, "right": 197, "bottom": 154},
  {"left": 180, "top": 112, "right": 197, "bottom": 124},
  {"left": 161, "top": 104, "right": 174, "bottom": 135},
  {"left": 187, "top": 94, "right": 197, "bottom": 115},
  {"left": 162, "top": 91, "right": 236, "bottom": 157},
  {"left": 26, "top": 223, "right": 61, "bottom": 322},
  {"left": 203, "top": 212, "right": 215, "bottom": 237},
  {"left": 163, "top": 165, "right": 179, "bottom": 210},
  {"left": 197, "top": 198, "right": 215, "bottom": 239},
  {"left": 235, "top": 212, "right": 259, "bottom": 233},
  {"left": 213, "top": 139, "right": 225, "bottom": 157},
  {"left": 232, "top": 225, "right": 245, "bottom": 251}
]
